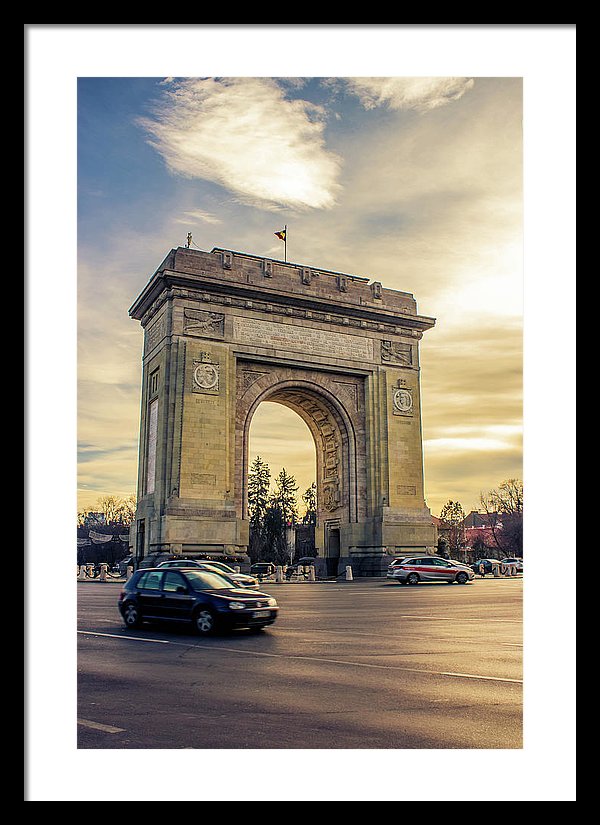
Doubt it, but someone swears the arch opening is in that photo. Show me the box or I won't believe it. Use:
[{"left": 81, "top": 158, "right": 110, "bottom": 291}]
[
  {"left": 248, "top": 401, "right": 317, "bottom": 518},
  {"left": 238, "top": 374, "right": 363, "bottom": 565}
]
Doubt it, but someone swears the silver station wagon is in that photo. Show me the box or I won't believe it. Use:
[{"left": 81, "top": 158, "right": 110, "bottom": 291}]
[{"left": 387, "top": 556, "right": 475, "bottom": 585}]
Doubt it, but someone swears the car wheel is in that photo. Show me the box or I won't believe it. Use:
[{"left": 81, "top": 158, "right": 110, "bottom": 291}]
[
  {"left": 407, "top": 573, "right": 420, "bottom": 585},
  {"left": 194, "top": 608, "right": 217, "bottom": 635},
  {"left": 123, "top": 602, "right": 141, "bottom": 629},
  {"left": 456, "top": 572, "right": 469, "bottom": 585}
]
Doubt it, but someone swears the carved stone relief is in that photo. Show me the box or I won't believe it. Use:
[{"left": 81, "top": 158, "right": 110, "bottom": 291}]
[
  {"left": 184, "top": 308, "right": 225, "bottom": 338},
  {"left": 192, "top": 352, "right": 220, "bottom": 394},
  {"left": 275, "top": 389, "right": 343, "bottom": 512},
  {"left": 392, "top": 387, "right": 413, "bottom": 416},
  {"left": 145, "top": 314, "right": 165, "bottom": 353},
  {"left": 333, "top": 381, "right": 359, "bottom": 411},
  {"left": 381, "top": 340, "right": 413, "bottom": 366},
  {"left": 322, "top": 484, "right": 341, "bottom": 512},
  {"left": 241, "top": 370, "right": 269, "bottom": 392}
]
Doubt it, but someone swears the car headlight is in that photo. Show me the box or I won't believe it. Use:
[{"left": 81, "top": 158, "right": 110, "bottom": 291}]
[
  {"left": 267, "top": 598, "right": 277, "bottom": 607},
  {"left": 228, "top": 601, "right": 246, "bottom": 610}
]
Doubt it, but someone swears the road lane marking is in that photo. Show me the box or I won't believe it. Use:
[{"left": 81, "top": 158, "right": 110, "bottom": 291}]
[
  {"left": 78, "top": 630, "right": 170, "bottom": 644},
  {"left": 77, "top": 718, "right": 125, "bottom": 734},
  {"left": 78, "top": 630, "right": 522, "bottom": 684},
  {"left": 439, "top": 672, "right": 521, "bottom": 683},
  {"left": 272, "top": 627, "right": 522, "bottom": 643},
  {"left": 395, "top": 615, "right": 522, "bottom": 623}
]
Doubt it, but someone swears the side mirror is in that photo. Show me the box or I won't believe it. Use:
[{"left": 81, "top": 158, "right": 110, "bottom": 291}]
[{"left": 176, "top": 585, "right": 187, "bottom": 594}]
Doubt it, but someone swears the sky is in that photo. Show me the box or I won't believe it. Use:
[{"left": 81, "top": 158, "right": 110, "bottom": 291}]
[
  {"left": 77, "top": 72, "right": 524, "bottom": 517},
  {"left": 27, "top": 26, "right": 576, "bottom": 802}
]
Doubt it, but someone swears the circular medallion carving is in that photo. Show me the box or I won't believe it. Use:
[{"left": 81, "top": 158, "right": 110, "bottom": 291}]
[
  {"left": 393, "top": 388, "right": 413, "bottom": 413},
  {"left": 194, "top": 363, "right": 219, "bottom": 389}
]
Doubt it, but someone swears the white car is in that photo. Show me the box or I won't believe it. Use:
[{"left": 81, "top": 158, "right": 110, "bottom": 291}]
[
  {"left": 386, "top": 557, "right": 407, "bottom": 580},
  {"left": 388, "top": 555, "right": 475, "bottom": 585},
  {"left": 500, "top": 557, "right": 523, "bottom": 573}
]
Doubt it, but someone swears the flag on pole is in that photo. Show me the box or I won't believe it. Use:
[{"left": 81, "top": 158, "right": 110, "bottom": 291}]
[{"left": 275, "top": 225, "right": 287, "bottom": 261}]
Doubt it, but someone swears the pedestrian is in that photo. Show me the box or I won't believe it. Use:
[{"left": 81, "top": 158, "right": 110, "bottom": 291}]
[{"left": 478, "top": 561, "right": 486, "bottom": 577}]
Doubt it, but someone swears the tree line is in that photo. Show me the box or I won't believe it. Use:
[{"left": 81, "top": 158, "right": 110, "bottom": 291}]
[
  {"left": 247, "top": 456, "right": 316, "bottom": 565},
  {"left": 77, "top": 476, "right": 523, "bottom": 563},
  {"left": 438, "top": 478, "right": 523, "bottom": 559},
  {"left": 78, "top": 494, "right": 137, "bottom": 527}
]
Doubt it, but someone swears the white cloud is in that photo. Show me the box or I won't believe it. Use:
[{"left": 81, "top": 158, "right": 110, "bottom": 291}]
[
  {"left": 424, "top": 423, "right": 522, "bottom": 455},
  {"left": 139, "top": 77, "right": 341, "bottom": 210},
  {"left": 343, "top": 77, "right": 475, "bottom": 112},
  {"left": 174, "top": 209, "right": 222, "bottom": 225}
]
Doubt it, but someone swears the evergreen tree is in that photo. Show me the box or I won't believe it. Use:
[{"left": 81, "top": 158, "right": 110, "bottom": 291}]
[
  {"left": 262, "top": 502, "right": 292, "bottom": 566},
  {"left": 248, "top": 456, "right": 271, "bottom": 528},
  {"left": 273, "top": 467, "right": 299, "bottom": 527},
  {"left": 247, "top": 456, "right": 271, "bottom": 562},
  {"left": 302, "top": 482, "right": 317, "bottom": 525},
  {"left": 247, "top": 463, "right": 301, "bottom": 565}
]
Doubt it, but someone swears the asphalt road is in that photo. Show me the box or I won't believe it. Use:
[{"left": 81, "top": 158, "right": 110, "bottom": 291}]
[{"left": 77, "top": 576, "right": 522, "bottom": 750}]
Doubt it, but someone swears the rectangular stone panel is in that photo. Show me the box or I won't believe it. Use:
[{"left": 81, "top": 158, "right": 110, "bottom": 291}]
[{"left": 233, "top": 317, "right": 374, "bottom": 361}]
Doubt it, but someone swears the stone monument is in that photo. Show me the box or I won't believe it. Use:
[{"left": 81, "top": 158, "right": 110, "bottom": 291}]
[{"left": 129, "top": 246, "right": 437, "bottom": 575}]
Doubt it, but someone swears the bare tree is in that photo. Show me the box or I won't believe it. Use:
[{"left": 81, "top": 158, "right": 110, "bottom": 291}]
[
  {"left": 480, "top": 479, "right": 523, "bottom": 557},
  {"left": 79, "top": 495, "right": 137, "bottom": 527}
]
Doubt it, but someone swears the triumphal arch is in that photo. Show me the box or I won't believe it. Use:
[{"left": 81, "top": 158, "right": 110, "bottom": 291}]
[{"left": 129, "top": 246, "right": 437, "bottom": 575}]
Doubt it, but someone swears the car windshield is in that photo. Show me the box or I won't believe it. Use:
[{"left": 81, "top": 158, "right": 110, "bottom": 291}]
[
  {"left": 207, "top": 562, "right": 236, "bottom": 573},
  {"left": 183, "top": 570, "right": 238, "bottom": 591}
]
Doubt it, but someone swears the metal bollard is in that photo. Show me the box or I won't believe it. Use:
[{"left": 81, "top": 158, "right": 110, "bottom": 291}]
[
  {"left": 77, "top": 565, "right": 87, "bottom": 580},
  {"left": 234, "top": 566, "right": 240, "bottom": 573},
  {"left": 492, "top": 563, "right": 500, "bottom": 578},
  {"left": 308, "top": 566, "right": 316, "bottom": 582},
  {"left": 345, "top": 565, "right": 353, "bottom": 581},
  {"left": 275, "top": 566, "right": 284, "bottom": 583},
  {"left": 126, "top": 565, "right": 134, "bottom": 580},
  {"left": 87, "top": 564, "right": 95, "bottom": 578},
  {"left": 99, "top": 563, "right": 108, "bottom": 581}
]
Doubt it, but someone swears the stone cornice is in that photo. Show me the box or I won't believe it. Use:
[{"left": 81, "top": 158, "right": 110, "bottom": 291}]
[{"left": 130, "top": 247, "right": 436, "bottom": 338}]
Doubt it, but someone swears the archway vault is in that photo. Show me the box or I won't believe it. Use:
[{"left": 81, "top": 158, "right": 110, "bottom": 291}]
[
  {"left": 238, "top": 364, "right": 367, "bottom": 532},
  {"left": 129, "top": 245, "right": 437, "bottom": 574}
]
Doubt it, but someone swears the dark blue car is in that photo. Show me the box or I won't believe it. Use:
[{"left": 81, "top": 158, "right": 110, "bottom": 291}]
[
  {"left": 471, "top": 558, "right": 499, "bottom": 574},
  {"left": 118, "top": 568, "right": 278, "bottom": 635}
]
